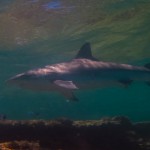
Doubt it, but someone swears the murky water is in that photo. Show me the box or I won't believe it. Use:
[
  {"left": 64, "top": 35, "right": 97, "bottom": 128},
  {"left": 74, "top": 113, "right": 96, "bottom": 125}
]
[{"left": 0, "top": 0, "right": 150, "bottom": 121}]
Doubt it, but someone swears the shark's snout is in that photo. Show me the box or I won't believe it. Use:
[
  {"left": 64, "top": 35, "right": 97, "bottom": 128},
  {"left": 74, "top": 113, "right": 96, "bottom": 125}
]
[
  {"left": 7, "top": 72, "right": 43, "bottom": 90},
  {"left": 6, "top": 73, "right": 28, "bottom": 87}
]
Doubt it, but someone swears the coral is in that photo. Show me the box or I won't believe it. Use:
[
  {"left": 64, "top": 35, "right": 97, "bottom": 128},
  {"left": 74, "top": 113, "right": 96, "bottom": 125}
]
[
  {"left": 0, "top": 141, "right": 40, "bottom": 150},
  {"left": 0, "top": 116, "right": 150, "bottom": 150}
]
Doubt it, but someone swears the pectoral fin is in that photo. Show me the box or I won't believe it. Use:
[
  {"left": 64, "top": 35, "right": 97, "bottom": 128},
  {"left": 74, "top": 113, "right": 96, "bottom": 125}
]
[{"left": 54, "top": 80, "right": 78, "bottom": 89}]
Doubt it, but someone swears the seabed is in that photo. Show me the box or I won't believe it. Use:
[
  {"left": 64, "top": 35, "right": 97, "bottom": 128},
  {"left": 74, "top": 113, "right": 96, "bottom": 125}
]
[{"left": 0, "top": 116, "right": 150, "bottom": 150}]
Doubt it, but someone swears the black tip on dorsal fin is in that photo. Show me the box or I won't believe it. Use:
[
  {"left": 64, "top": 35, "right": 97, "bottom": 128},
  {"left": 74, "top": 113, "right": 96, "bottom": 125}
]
[{"left": 75, "top": 42, "right": 98, "bottom": 61}]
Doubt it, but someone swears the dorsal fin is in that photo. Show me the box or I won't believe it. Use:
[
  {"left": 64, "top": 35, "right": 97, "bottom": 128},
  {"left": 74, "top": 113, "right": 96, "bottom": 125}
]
[{"left": 75, "top": 42, "right": 98, "bottom": 61}]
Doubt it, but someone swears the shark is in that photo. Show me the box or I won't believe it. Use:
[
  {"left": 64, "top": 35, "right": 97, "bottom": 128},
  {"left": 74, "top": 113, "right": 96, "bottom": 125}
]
[{"left": 7, "top": 43, "right": 150, "bottom": 101}]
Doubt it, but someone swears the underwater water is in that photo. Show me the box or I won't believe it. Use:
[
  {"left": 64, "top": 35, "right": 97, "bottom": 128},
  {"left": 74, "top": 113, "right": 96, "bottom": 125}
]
[{"left": 0, "top": 0, "right": 150, "bottom": 121}]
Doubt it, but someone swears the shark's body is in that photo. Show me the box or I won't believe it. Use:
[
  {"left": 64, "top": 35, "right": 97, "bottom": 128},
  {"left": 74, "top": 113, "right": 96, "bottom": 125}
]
[{"left": 7, "top": 43, "right": 150, "bottom": 101}]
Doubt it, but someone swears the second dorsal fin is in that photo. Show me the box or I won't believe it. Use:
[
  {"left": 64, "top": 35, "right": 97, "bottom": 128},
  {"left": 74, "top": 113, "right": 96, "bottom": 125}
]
[{"left": 75, "top": 42, "right": 98, "bottom": 61}]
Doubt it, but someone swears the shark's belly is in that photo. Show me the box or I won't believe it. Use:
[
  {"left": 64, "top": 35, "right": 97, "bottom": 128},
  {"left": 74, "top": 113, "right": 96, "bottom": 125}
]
[
  {"left": 76, "top": 80, "right": 122, "bottom": 89},
  {"left": 18, "top": 80, "right": 59, "bottom": 92}
]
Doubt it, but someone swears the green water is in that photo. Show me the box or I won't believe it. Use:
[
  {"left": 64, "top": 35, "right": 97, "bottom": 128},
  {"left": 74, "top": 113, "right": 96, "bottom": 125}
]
[{"left": 0, "top": 0, "right": 150, "bottom": 121}]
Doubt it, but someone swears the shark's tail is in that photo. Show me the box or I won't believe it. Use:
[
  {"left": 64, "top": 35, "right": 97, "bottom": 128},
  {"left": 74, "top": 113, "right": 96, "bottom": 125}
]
[{"left": 145, "top": 63, "right": 150, "bottom": 86}]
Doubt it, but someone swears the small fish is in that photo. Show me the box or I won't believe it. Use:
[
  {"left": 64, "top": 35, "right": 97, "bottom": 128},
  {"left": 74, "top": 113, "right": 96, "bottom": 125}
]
[{"left": 7, "top": 43, "right": 150, "bottom": 101}]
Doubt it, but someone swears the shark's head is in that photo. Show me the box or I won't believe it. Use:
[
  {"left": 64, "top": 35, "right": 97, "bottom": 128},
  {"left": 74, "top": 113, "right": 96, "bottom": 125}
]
[
  {"left": 6, "top": 73, "right": 37, "bottom": 88},
  {"left": 7, "top": 68, "right": 59, "bottom": 91}
]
